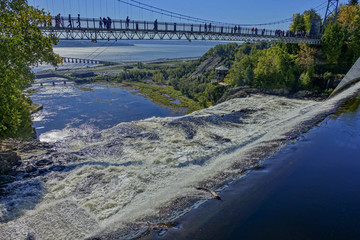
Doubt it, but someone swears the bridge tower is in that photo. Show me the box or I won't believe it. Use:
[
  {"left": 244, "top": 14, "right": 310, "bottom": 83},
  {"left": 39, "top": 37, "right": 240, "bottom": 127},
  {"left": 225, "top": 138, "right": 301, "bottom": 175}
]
[{"left": 322, "top": 0, "right": 340, "bottom": 32}]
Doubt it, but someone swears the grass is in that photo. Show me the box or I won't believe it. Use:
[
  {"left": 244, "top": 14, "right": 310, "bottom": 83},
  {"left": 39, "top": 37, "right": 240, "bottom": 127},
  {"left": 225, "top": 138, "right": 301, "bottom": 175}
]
[{"left": 124, "top": 82, "right": 203, "bottom": 113}]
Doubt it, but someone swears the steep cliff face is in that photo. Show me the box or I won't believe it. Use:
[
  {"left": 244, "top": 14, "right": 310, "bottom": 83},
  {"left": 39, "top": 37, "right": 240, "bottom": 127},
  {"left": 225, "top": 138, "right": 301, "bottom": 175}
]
[{"left": 189, "top": 56, "right": 221, "bottom": 79}]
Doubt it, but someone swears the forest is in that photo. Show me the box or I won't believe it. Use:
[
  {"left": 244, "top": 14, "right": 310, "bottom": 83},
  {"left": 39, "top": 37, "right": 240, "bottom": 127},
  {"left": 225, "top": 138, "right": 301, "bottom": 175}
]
[{"left": 94, "top": 1, "right": 360, "bottom": 108}]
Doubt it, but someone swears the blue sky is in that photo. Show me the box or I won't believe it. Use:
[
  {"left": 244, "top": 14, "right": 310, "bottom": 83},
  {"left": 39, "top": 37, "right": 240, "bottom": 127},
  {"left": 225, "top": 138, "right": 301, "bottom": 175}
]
[{"left": 29, "top": 0, "right": 349, "bottom": 28}]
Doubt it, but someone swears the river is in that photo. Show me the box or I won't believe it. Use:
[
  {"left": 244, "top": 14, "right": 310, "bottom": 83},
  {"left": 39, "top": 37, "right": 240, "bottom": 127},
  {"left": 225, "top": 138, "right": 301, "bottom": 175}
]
[
  {"left": 32, "top": 40, "right": 220, "bottom": 72},
  {"left": 159, "top": 93, "right": 360, "bottom": 240},
  {"left": 31, "top": 40, "right": 218, "bottom": 140},
  {"left": 30, "top": 81, "right": 184, "bottom": 142},
  {"left": 0, "top": 42, "right": 359, "bottom": 239}
]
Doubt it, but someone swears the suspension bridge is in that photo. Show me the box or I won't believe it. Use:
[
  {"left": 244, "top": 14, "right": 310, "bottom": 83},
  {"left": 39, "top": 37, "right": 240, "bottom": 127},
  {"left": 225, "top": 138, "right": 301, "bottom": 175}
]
[
  {"left": 41, "top": 17, "right": 321, "bottom": 44},
  {"left": 33, "top": 0, "right": 341, "bottom": 46}
]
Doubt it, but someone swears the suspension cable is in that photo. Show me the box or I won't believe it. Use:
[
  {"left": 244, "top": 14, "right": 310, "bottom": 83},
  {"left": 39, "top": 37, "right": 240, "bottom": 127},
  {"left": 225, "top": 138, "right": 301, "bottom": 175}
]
[{"left": 116, "top": 0, "right": 329, "bottom": 27}]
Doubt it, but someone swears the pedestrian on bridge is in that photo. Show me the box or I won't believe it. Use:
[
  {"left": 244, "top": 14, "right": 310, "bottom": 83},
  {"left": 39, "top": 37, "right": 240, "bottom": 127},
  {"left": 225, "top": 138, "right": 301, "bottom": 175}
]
[
  {"left": 154, "top": 19, "right": 158, "bottom": 31},
  {"left": 103, "top": 17, "right": 107, "bottom": 29},
  {"left": 77, "top": 14, "right": 81, "bottom": 28},
  {"left": 126, "top": 16, "right": 130, "bottom": 29},
  {"left": 55, "top": 14, "right": 61, "bottom": 28},
  {"left": 107, "top": 17, "right": 112, "bottom": 29},
  {"left": 204, "top": 23, "right": 207, "bottom": 32},
  {"left": 99, "top": 17, "right": 103, "bottom": 28},
  {"left": 234, "top": 25, "right": 237, "bottom": 33},
  {"left": 67, "top": 14, "right": 72, "bottom": 28}
]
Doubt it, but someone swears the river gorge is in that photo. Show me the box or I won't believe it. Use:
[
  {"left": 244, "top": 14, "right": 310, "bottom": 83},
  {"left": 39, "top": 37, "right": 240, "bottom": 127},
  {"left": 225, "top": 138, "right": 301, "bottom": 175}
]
[{"left": 1, "top": 73, "right": 359, "bottom": 239}]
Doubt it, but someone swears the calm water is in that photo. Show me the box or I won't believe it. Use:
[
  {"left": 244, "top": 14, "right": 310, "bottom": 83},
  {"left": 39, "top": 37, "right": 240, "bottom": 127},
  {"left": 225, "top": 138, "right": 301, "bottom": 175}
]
[
  {"left": 30, "top": 82, "right": 183, "bottom": 141},
  {"left": 160, "top": 95, "right": 360, "bottom": 240},
  {"left": 31, "top": 40, "right": 218, "bottom": 138},
  {"left": 33, "top": 40, "right": 220, "bottom": 72}
]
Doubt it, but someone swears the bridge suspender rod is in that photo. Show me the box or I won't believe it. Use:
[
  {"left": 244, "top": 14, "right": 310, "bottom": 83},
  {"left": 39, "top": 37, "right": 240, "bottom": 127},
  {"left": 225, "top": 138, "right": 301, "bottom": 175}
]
[{"left": 322, "top": 0, "right": 339, "bottom": 32}]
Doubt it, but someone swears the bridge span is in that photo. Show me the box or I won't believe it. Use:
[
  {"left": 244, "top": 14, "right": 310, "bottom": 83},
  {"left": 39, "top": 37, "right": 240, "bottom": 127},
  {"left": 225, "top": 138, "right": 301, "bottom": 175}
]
[{"left": 41, "top": 17, "right": 321, "bottom": 45}]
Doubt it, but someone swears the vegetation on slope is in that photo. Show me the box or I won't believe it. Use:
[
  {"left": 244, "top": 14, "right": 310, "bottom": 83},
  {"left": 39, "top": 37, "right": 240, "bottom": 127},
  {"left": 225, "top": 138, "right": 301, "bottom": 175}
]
[{"left": 0, "top": 0, "right": 61, "bottom": 138}]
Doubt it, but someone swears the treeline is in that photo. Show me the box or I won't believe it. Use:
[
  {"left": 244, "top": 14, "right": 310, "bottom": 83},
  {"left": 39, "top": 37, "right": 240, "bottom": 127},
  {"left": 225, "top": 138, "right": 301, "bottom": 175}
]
[
  {"left": 167, "top": 43, "right": 238, "bottom": 106},
  {"left": 322, "top": 1, "right": 360, "bottom": 69},
  {"left": 89, "top": 1, "right": 360, "bottom": 109}
]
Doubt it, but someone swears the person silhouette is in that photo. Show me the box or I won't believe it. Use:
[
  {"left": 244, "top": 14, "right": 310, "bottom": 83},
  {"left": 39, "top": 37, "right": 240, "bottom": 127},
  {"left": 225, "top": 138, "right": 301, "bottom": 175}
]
[
  {"left": 126, "top": 16, "right": 130, "bottom": 29},
  {"left": 154, "top": 19, "right": 158, "bottom": 31},
  {"left": 77, "top": 14, "right": 81, "bottom": 28},
  {"left": 99, "top": 17, "right": 103, "bottom": 28},
  {"left": 67, "top": 14, "right": 72, "bottom": 28}
]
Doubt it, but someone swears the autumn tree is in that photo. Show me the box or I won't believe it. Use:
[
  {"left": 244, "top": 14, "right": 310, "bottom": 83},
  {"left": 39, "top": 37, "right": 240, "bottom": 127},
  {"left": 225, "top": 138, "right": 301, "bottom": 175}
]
[
  {"left": 337, "top": 3, "right": 360, "bottom": 64},
  {"left": 0, "top": 0, "right": 61, "bottom": 138},
  {"left": 297, "top": 44, "right": 317, "bottom": 70}
]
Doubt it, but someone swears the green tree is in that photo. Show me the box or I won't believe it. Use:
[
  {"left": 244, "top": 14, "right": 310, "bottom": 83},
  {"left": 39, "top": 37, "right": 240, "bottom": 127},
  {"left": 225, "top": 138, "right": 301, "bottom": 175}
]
[
  {"left": 337, "top": 4, "right": 360, "bottom": 64},
  {"left": 253, "top": 46, "right": 298, "bottom": 89},
  {"left": 0, "top": 0, "right": 61, "bottom": 138},
  {"left": 303, "top": 9, "right": 321, "bottom": 33},
  {"left": 321, "top": 22, "right": 348, "bottom": 64},
  {"left": 153, "top": 71, "right": 165, "bottom": 84},
  {"left": 290, "top": 13, "right": 306, "bottom": 32},
  {"left": 349, "top": 0, "right": 359, "bottom": 6},
  {"left": 347, "top": 15, "right": 360, "bottom": 63}
]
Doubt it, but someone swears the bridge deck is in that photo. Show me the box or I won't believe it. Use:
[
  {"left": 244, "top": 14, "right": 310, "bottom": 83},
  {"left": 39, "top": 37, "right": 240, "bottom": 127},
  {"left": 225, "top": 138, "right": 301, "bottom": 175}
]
[{"left": 42, "top": 17, "right": 321, "bottom": 45}]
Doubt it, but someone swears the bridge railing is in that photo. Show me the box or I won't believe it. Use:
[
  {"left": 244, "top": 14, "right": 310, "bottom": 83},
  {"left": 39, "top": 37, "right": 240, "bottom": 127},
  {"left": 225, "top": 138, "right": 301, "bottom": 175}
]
[{"left": 46, "top": 16, "right": 320, "bottom": 39}]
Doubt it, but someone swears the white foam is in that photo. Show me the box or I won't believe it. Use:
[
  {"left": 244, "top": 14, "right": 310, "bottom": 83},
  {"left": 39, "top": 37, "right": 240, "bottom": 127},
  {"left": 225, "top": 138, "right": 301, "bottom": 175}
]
[{"left": 1, "top": 82, "right": 359, "bottom": 239}]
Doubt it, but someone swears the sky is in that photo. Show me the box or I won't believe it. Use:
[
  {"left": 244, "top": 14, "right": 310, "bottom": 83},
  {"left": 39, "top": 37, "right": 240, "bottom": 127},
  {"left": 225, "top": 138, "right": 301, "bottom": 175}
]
[{"left": 29, "top": 0, "right": 350, "bottom": 29}]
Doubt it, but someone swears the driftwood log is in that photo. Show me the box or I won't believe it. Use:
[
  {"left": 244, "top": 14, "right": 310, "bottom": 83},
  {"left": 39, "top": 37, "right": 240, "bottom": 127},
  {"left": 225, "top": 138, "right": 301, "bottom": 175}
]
[{"left": 196, "top": 187, "right": 221, "bottom": 200}]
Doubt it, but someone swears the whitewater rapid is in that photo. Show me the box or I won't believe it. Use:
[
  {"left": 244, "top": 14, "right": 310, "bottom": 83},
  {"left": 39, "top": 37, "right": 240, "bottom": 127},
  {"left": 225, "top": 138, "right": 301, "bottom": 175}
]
[{"left": 1, "top": 82, "right": 360, "bottom": 239}]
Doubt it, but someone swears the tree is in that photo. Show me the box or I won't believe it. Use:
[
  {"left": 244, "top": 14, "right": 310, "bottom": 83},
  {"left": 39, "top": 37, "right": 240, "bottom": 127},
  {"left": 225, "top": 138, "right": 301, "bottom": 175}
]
[
  {"left": 338, "top": 4, "right": 360, "bottom": 28},
  {"left": 321, "top": 22, "right": 348, "bottom": 64},
  {"left": 303, "top": 9, "right": 321, "bottom": 33},
  {"left": 253, "top": 46, "right": 298, "bottom": 89},
  {"left": 0, "top": 0, "right": 61, "bottom": 138},
  {"left": 347, "top": 14, "right": 360, "bottom": 63},
  {"left": 290, "top": 13, "right": 306, "bottom": 32},
  {"left": 153, "top": 71, "right": 165, "bottom": 84},
  {"left": 297, "top": 44, "right": 317, "bottom": 70},
  {"left": 349, "top": 0, "right": 359, "bottom": 6}
]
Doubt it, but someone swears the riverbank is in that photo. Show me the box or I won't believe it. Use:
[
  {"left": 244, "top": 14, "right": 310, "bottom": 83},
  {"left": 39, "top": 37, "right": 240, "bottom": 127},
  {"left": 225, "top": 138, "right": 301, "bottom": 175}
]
[
  {"left": 158, "top": 90, "right": 360, "bottom": 240},
  {"left": 0, "top": 76, "right": 359, "bottom": 239},
  {"left": 34, "top": 58, "right": 331, "bottom": 117},
  {"left": 34, "top": 58, "right": 205, "bottom": 114}
]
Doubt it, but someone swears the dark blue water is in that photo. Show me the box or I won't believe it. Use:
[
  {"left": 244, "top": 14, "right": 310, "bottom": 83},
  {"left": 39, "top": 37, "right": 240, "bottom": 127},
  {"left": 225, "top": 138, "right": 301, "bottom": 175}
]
[
  {"left": 159, "top": 95, "right": 360, "bottom": 240},
  {"left": 30, "top": 82, "right": 182, "bottom": 138}
]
